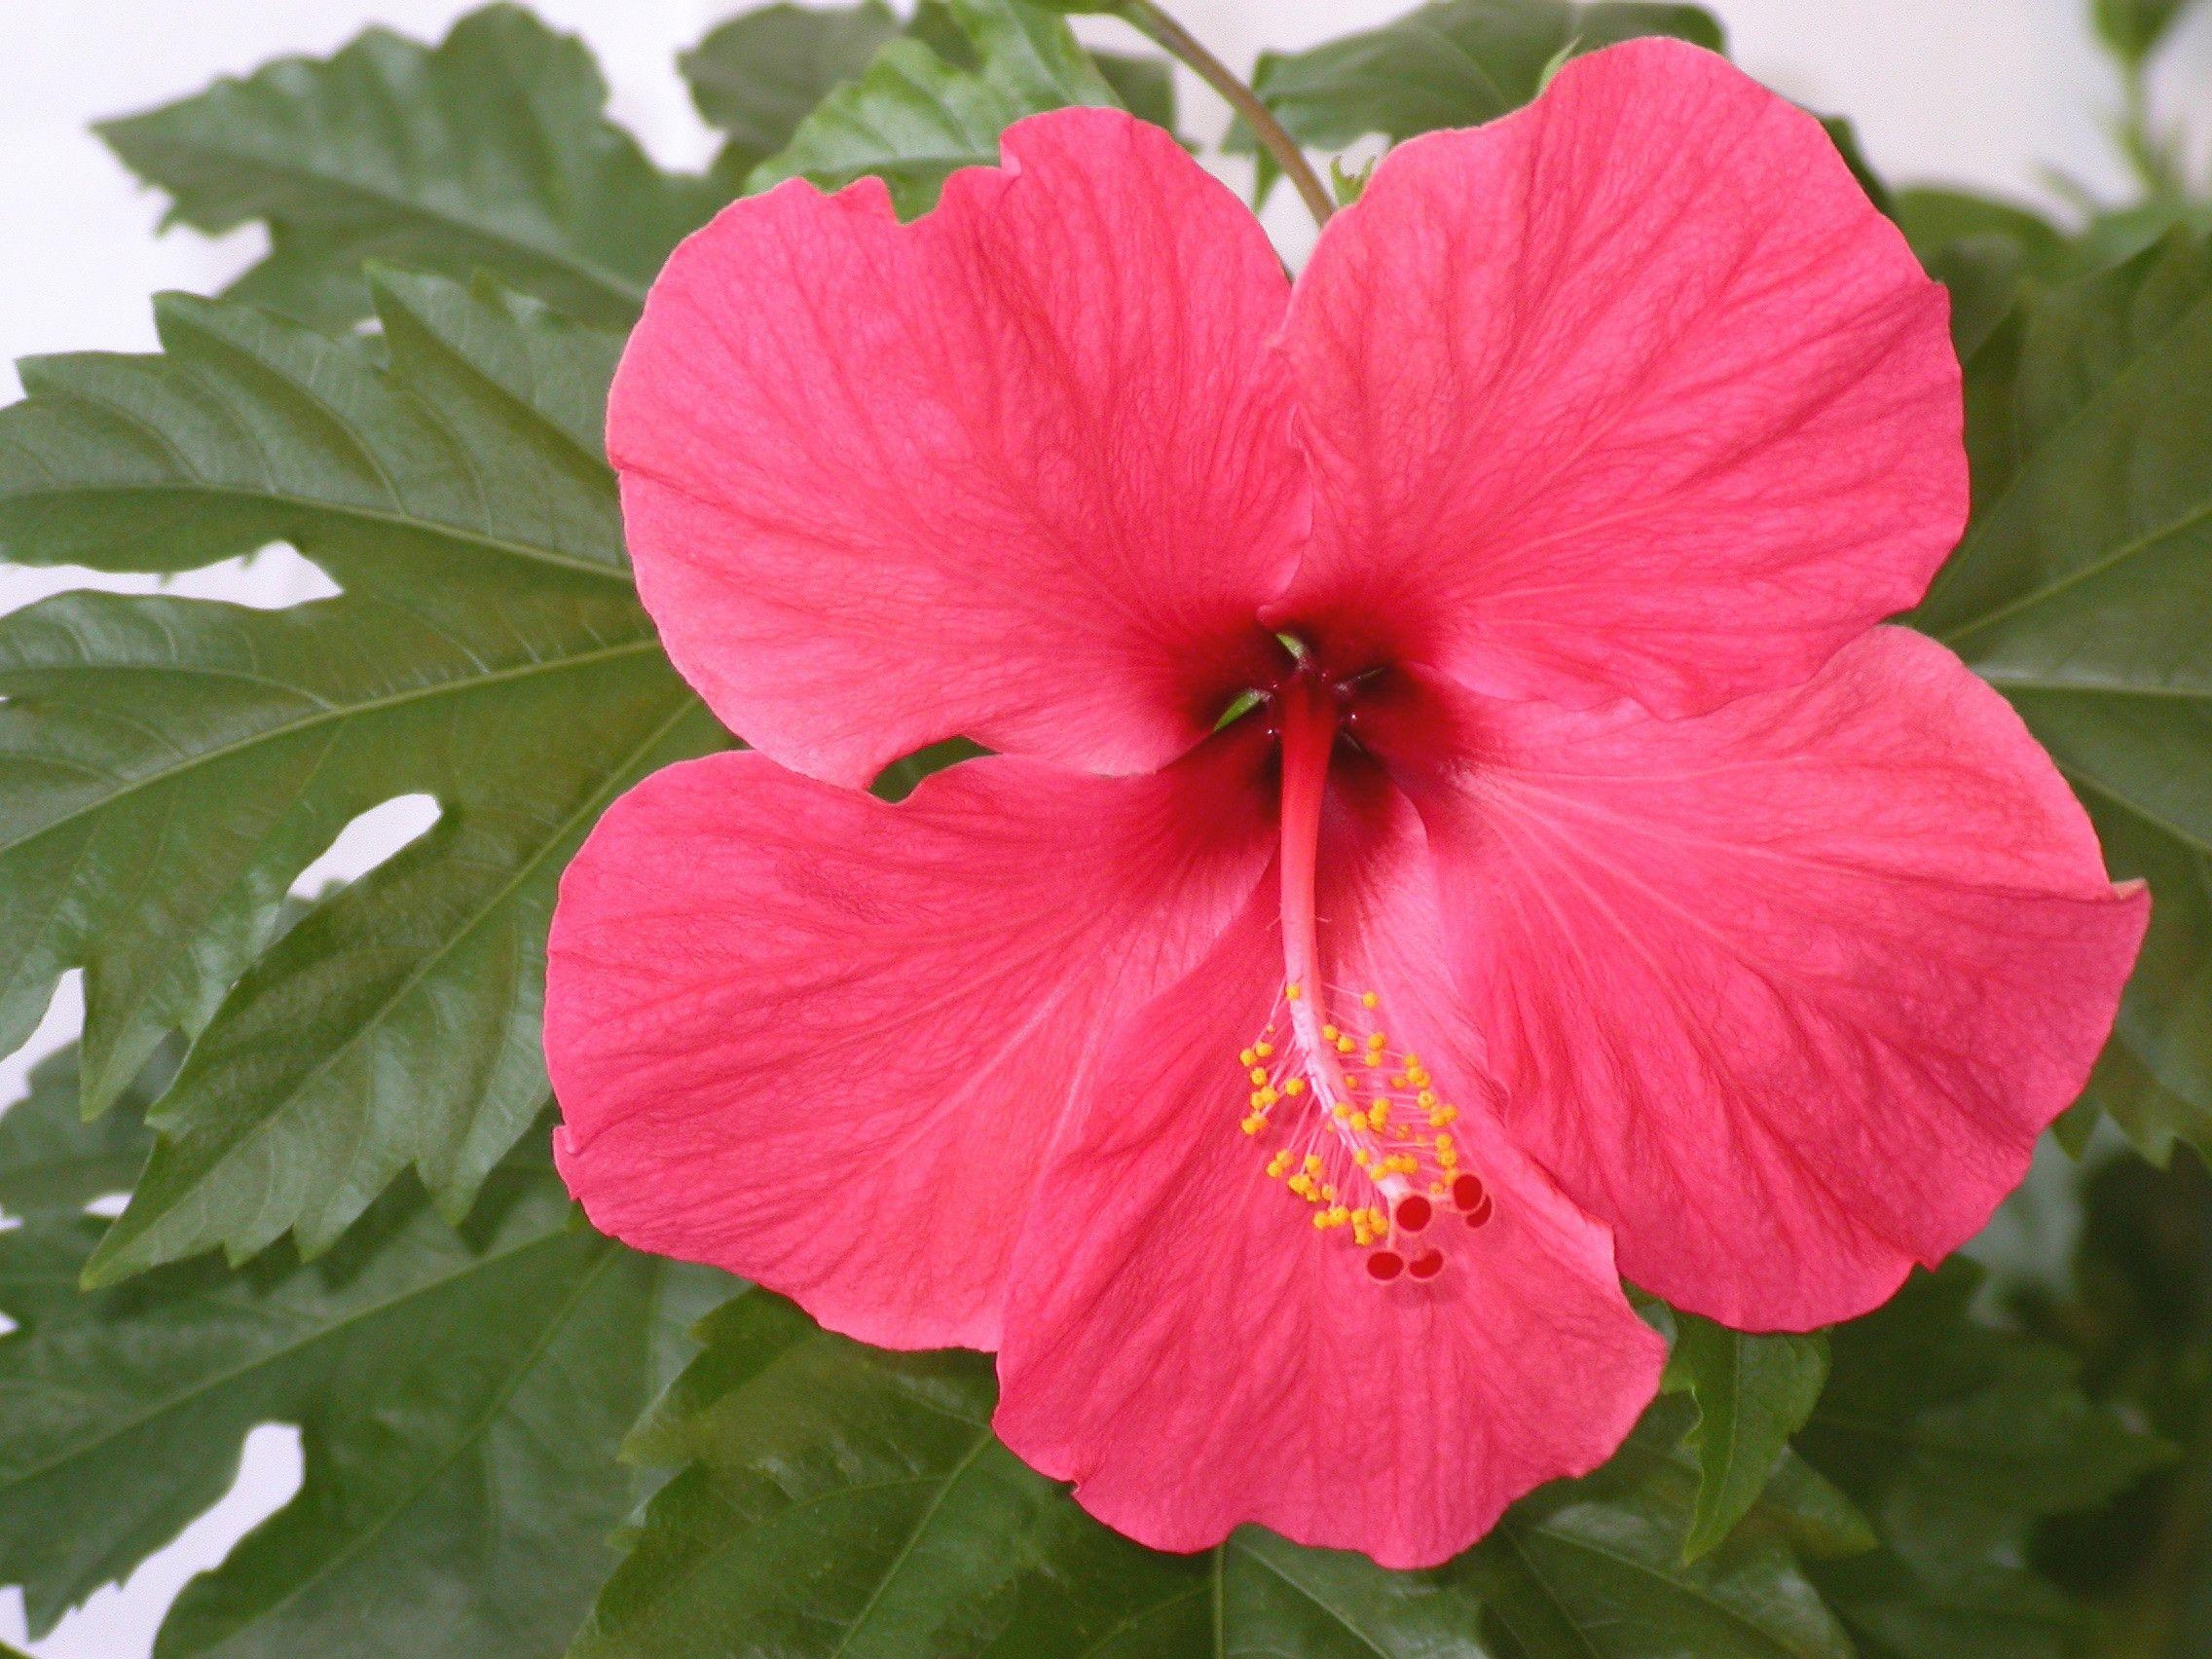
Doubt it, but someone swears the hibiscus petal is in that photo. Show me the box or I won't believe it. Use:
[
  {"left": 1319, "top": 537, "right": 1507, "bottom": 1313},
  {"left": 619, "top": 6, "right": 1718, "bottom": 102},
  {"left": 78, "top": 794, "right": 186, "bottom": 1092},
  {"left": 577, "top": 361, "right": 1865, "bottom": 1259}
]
[
  {"left": 1367, "top": 628, "right": 2147, "bottom": 1331},
  {"left": 995, "top": 772, "right": 1663, "bottom": 1567},
  {"left": 1275, "top": 38, "right": 1964, "bottom": 717},
  {"left": 608, "top": 107, "right": 1305, "bottom": 788},
  {"left": 545, "top": 734, "right": 1274, "bottom": 1349}
]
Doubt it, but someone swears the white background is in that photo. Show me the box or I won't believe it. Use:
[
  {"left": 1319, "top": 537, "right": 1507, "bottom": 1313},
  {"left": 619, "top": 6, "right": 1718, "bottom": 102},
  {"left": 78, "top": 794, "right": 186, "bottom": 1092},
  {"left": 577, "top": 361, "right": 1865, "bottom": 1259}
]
[{"left": 0, "top": 1, "right": 2207, "bottom": 1653}]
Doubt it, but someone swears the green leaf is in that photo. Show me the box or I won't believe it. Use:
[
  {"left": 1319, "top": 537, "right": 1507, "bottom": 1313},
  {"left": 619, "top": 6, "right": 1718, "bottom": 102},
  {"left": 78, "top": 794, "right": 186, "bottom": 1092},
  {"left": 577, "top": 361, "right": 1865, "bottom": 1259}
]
[
  {"left": 0, "top": 1062, "right": 727, "bottom": 1651},
  {"left": 2094, "top": 0, "right": 2202, "bottom": 65},
  {"left": 751, "top": 0, "right": 1121, "bottom": 215},
  {"left": 1455, "top": 1407, "right": 1853, "bottom": 1658},
  {"left": 0, "top": 269, "right": 724, "bottom": 1279},
  {"left": 1913, "top": 232, "right": 2212, "bottom": 1166},
  {"left": 678, "top": 2, "right": 903, "bottom": 181},
  {"left": 1892, "top": 189, "right": 2071, "bottom": 364},
  {"left": 1665, "top": 1314, "right": 1830, "bottom": 1562},
  {"left": 1226, "top": 0, "right": 1724, "bottom": 194},
  {"left": 1091, "top": 51, "right": 1179, "bottom": 136},
  {"left": 575, "top": 1290, "right": 1862, "bottom": 1657},
  {"left": 95, "top": 4, "right": 724, "bottom": 329},
  {"left": 1795, "top": 1262, "right": 2169, "bottom": 1657},
  {"left": 0, "top": 1042, "right": 165, "bottom": 1218}
]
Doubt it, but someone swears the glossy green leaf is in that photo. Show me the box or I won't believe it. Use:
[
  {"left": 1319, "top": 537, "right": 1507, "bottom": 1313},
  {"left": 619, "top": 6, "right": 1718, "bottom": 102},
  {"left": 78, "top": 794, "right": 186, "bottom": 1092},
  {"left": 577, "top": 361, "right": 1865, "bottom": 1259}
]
[
  {"left": 1226, "top": 0, "right": 1724, "bottom": 197},
  {"left": 1665, "top": 1315, "right": 1830, "bottom": 1562},
  {"left": 679, "top": 2, "right": 903, "bottom": 181},
  {"left": 1914, "top": 232, "right": 2212, "bottom": 1165},
  {"left": 751, "top": 0, "right": 1120, "bottom": 215},
  {"left": 0, "top": 269, "right": 724, "bottom": 1279},
  {"left": 1456, "top": 1406, "right": 1853, "bottom": 1658},
  {"left": 95, "top": 4, "right": 724, "bottom": 329},
  {"left": 575, "top": 1290, "right": 1866, "bottom": 1657},
  {"left": 0, "top": 1058, "right": 726, "bottom": 1651},
  {"left": 1796, "top": 1263, "right": 2169, "bottom": 1657}
]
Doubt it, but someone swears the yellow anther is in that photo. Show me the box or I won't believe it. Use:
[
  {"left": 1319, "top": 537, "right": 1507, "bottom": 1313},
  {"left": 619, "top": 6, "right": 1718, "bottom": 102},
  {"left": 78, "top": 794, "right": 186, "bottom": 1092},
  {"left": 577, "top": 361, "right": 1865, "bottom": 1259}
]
[
  {"left": 1249, "top": 1067, "right": 1269, "bottom": 1086},
  {"left": 1322, "top": 1024, "right": 1341, "bottom": 1043},
  {"left": 1439, "top": 1148, "right": 1460, "bottom": 1169},
  {"left": 1370, "top": 1102, "right": 1392, "bottom": 1127},
  {"left": 1332, "top": 1104, "right": 1351, "bottom": 1121},
  {"left": 1436, "top": 1132, "right": 1453, "bottom": 1149},
  {"left": 1407, "top": 1067, "right": 1431, "bottom": 1088},
  {"left": 1361, "top": 991, "right": 1380, "bottom": 1010},
  {"left": 1320, "top": 1184, "right": 1337, "bottom": 1201},
  {"left": 1352, "top": 1149, "right": 1371, "bottom": 1166},
  {"left": 1418, "top": 1089, "right": 1438, "bottom": 1108},
  {"left": 1336, "top": 1035, "right": 1355, "bottom": 1054},
  {"left": 1241, "top": 1116, "right": 1263, "bottom": 1135},
  {"left": 1238, "top": 1049, "right": 1256, "bottom": 1068},
  {"left": 1286, "top": 982, "right": 1303, "bottom": 1000},
  {"left": 1428, "top": 1111, "right": 1451, "bottom": 1128},
  {"left": 1391, "top": 1074, "right": 1410, "bottom": 1089},
  {"left": 1402, "top": 1051, "right": 1421, "bottom": 1067},
  {"left": 1255, "top": 1042, "right": 1274, "bottom": 1060},
  {"left": 1283, "top": 1078, "right": 1306, "bottom": 1097},
  {"left": 1304, "top": 1153, "right": 1324, "bottom": 1174}
]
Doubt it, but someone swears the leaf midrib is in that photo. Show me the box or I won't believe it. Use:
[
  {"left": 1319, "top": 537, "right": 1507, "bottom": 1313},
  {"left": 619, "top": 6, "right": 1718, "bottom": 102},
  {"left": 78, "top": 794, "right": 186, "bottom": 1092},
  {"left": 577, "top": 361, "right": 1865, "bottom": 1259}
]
[
  {"left": 176, "top": 1245, "right": 625, "bottom": 1647},
  {"left": 0, "top": 1216, "right": 588, "bottom": 1493},
  {"left": 0, "top": 632, "right": 666, "bottom": 864},
  {"left": 95, "top": 688, "right": 706, "bottom": 1270},
  {"left": 1936, "top": 277, "right": 2212, "bottom": 649},
  {"left": 108, "top": 130, "right": 654, "bottom": 312},
  {"left": 0, "top": 478, "right": 632, "bottom": 583}
]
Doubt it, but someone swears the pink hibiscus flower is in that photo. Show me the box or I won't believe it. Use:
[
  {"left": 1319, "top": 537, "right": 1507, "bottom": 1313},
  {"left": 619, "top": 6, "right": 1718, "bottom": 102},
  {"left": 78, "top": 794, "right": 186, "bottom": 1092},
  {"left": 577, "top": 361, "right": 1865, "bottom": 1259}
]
[{"left": 544, "top": 40, "right": 2148, "bottom": 1567}]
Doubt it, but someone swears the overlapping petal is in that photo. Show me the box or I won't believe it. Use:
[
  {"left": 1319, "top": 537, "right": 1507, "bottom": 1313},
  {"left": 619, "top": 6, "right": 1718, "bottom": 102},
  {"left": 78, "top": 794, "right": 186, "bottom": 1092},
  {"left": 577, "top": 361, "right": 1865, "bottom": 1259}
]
[
  {"left": 545, "top": 735, "right": 1274, "bottom": 1350},
  {"left": 996, "top": 771, "right": 1663, "bottom": 1566},
  {"left": 1273, "top": 39, "right": 1965, "bottom": 718},
  {"left": 608, "top": 107, "right": 1305, "bottom": 788},
  {"left": 1364, "top": 628, "right": 2148, "bottom": 1330}
]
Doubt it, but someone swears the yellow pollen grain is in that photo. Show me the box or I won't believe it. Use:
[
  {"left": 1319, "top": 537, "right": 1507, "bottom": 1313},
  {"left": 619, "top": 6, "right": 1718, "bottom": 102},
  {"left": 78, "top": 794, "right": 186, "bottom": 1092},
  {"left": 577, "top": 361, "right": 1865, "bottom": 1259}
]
[
  {"left": 1361, "top": 991, "right": 1380, "bottom": 1009},
  {"left": 1304, "top": 1154, "right": 1324, "bottom": 1174},
  {"left": 1283, "top": 1078, "right": 1306, "bottom": 1096},
  {"left": 1238, "top": 1049, "right": 1256, "bottom": 1068},
  {"left": 1336, "top": 1036, "right": 1355, "bottom": 1054},
  {"left": 1249, "top": 1066, "right": 1269, "bottom": 1085},
  {"left": 1254, "top": 1041, "right": 1274, "bottom": 1059},
  {"left": 1321, "top": 1024, "right": 1341, "bottom": 1043},
  {"left": 1370, "top": 1102, "right": 1391, "bottom": 1127}
]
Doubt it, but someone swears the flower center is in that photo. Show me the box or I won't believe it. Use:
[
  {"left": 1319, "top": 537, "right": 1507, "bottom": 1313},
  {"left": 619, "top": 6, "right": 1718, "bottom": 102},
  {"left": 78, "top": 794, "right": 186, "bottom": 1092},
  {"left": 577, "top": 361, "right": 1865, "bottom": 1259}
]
[{"left": 1235, "top": 669, "right": 1493, "bottom": 1283}]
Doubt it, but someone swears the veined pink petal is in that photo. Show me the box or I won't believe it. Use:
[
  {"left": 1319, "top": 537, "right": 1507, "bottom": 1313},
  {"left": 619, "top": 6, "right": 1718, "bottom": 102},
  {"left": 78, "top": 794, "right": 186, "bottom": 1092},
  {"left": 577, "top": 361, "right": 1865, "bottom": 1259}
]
[
  {"left": 608, "top": 107, "right": 1305, "bottom": 789},
  {"left": 1274, "top": 39, "right": 1964, "bottom": 717},
  {"left": 545, "top": 735, "right": 1274, "bottom": 1350},
  {"left": 1365, "top": 628, "right": 2147, "bottom": 1331},
  {"left": 995, "top": 772, "right": 1663, "bottom": 1566}
]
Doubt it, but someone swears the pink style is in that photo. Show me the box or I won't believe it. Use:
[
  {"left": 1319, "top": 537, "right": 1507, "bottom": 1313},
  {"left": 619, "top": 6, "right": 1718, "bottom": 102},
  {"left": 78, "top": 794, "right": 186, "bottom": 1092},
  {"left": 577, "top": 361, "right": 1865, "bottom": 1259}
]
[{"left": 543, "top": 40, "right": 2147, "bottom": 1568}]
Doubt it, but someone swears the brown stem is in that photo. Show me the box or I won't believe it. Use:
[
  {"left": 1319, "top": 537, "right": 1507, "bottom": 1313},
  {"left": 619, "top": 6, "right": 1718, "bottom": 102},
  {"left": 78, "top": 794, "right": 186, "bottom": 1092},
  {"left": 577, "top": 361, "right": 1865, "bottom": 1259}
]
[{"left": 1112, "top": 0, "right": 1335, "bottom": 229}]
